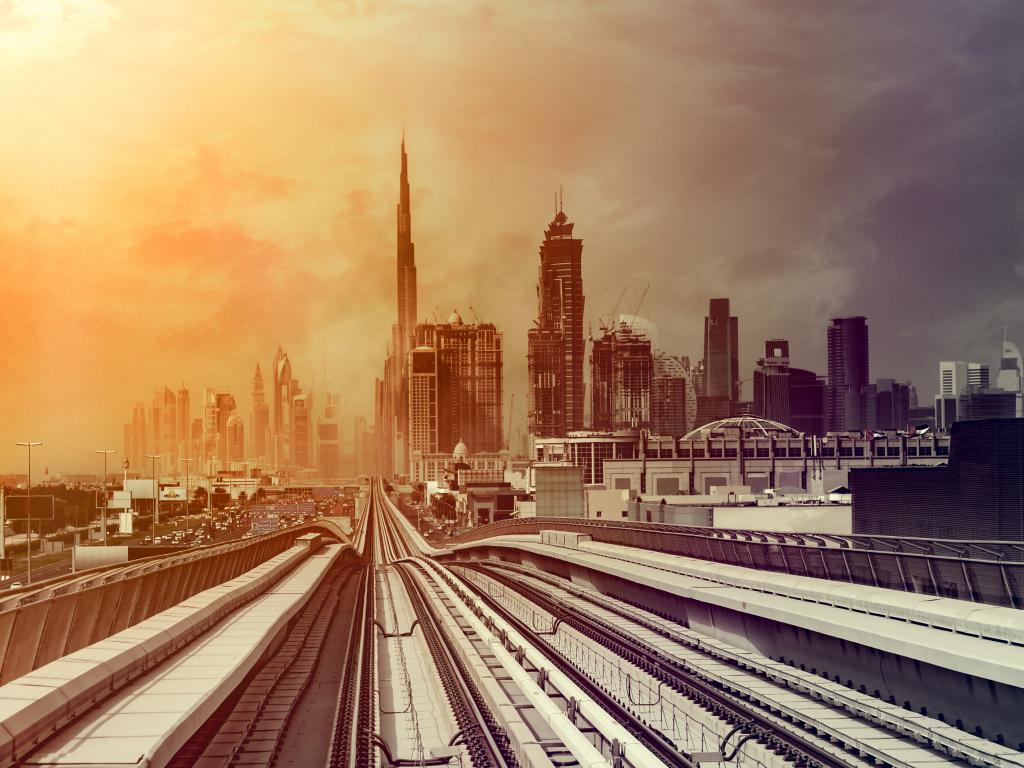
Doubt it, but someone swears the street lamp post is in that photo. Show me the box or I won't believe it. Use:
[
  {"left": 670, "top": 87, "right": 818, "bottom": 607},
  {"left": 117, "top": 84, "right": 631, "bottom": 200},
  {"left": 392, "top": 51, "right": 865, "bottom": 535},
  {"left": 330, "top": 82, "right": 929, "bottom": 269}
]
[
  {"left": 145, "top": 454, "right": 162, "bottom": 544},
  {"left": 179, "top": 458, "right": 193, "bottom": 543},
  {"left": 95, "top": 450, "right": 115, "bottom": 545},
  {"left": 15, "top": 441, "right": 42, "bottom": 584}
]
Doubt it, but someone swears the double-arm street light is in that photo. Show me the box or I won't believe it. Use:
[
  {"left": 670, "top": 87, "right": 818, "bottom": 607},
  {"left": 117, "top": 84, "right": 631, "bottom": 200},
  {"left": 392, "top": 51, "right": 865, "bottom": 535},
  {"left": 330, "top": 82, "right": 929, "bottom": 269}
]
[
  {"left": 95, "top": 449, "right": 116, "bottom": 545},
  {"left": 179, "top": 457, "right": 193, "bottom": 543},
  {"left": 145, "top": 454, "right": 162, "bottom": 543},
  {"left": 15, "top": 441, "right": 42, "bottom": 584}
]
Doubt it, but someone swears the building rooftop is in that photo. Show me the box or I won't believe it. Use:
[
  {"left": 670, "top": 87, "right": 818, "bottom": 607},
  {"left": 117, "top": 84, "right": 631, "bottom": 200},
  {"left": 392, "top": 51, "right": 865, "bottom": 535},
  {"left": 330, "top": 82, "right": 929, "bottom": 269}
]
[{"left": 682, "top": 417, "right": 803, "bottom": 440}]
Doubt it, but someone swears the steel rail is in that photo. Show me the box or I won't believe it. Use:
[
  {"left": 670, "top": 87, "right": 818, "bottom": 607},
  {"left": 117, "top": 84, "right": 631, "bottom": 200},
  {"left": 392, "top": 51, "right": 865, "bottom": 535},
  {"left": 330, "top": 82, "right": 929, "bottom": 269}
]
[
  {"left": 393, "top": 562, "right": 517, "bottom": 768},
  {"left": 459, "top": 562, "right": 853, "bottom": 768},
  {"left": 327, "top": 521, "right": 376, "bottom": 767}
]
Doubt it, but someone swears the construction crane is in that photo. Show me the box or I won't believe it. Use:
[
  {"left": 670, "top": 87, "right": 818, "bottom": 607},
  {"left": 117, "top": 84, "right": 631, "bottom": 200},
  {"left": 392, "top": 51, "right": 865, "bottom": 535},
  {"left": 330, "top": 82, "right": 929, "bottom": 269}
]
[
  {"left": 631, "top": 284, "right": 650, "bottom": 320},
  {"left": 602, "top": 285, "right": 628, "bottom": 331},
  {"left": 468, "top": 305, "right": 482, "bottom": 323}
]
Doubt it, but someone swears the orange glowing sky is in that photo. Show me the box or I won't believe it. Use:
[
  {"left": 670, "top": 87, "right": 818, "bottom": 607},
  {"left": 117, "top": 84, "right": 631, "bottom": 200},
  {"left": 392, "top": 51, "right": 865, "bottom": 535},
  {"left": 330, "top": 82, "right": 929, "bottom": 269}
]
[{"left": 4, "top": 1, "right": 1024, "bottom": 473}]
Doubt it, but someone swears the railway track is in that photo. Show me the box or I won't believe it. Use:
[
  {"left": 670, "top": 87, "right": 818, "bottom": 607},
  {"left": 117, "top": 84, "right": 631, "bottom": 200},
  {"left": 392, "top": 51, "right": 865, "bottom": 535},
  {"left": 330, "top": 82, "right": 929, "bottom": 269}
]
[
  {"left": 167, "top": 562, "right": 361, "bottom": 768},
  {"left": 453, "top": 560, "right": 989, "bottom": 768}
]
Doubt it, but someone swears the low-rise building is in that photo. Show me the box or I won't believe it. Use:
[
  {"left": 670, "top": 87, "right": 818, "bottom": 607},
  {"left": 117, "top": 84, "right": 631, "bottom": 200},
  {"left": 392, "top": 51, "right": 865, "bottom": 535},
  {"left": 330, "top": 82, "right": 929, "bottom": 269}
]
[{"left": 536, "top": 417, "right": 950, "bottom": 497}]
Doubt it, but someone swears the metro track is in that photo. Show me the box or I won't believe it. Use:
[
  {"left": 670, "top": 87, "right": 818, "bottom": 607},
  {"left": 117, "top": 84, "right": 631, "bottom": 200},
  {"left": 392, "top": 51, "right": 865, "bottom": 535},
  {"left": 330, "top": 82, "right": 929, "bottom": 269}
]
[
  {"left": 452, "top": 559, "right": 995, "bottom": 768},
  {"left": 167, "top": 564, "right": 361, "bottom": 768}
]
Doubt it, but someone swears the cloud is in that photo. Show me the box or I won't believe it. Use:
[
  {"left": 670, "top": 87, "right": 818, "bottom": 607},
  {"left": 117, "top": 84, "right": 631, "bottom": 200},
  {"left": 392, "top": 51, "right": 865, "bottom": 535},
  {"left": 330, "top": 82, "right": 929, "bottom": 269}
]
[
  {"left": 0, "top": 0, "right": 116, "bottom": 64},
  {"left": 4, "top": 0, "right": 1024, "bottom": 471}
]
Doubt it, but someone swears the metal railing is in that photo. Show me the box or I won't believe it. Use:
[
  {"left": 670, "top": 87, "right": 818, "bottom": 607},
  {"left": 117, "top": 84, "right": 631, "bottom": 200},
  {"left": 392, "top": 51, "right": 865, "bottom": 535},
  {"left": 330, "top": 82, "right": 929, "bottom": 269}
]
[{"left": 446, "top": 518, "right": 1024, "bottom": 609}]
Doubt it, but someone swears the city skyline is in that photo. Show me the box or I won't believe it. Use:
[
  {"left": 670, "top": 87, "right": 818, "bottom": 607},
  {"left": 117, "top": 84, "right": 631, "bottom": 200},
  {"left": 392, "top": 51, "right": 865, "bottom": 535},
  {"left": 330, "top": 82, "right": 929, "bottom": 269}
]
[{"left": 5, "top": 1, "right": 1024, "bottom": 472}]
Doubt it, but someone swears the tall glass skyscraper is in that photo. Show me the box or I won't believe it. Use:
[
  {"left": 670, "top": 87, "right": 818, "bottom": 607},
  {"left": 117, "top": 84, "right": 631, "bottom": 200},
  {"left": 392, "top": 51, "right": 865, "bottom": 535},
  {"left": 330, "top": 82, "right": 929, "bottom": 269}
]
[{"left": 826, "top": 316, "right": 870, "bottom": 432}]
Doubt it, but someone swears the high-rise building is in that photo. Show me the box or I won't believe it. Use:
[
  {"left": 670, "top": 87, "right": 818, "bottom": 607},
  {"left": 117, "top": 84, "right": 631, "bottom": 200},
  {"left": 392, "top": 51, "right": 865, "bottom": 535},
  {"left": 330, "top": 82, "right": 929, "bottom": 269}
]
[
  {"left": 271, "top": 347, "right": 300, "bottom": 467},
  {"left": 651, "top": 353, "right": 695, "bottom": 437},
  {"left": 202, "top": 389, "right": 237, "bottom": 470},
  {"left": 996, "top": 337, "right": 1024, "bottom": 417},
  {"left": 251, "top": 363, "right": 270, "bottom": 464},
  {"left": 873, "top": 378, "right": 911, "bottom": 430},
  {"left": 386, "top": 136, "right": 419, "bottom": 479},
  {"left": 190, "top": 418, "right": 203, "bottom": 465},
  {"left": 591, "top": 322, "right": 652, "bottom": 431},
  {"left": 147, "top": 387, "right": 178, "bottom": 474},
  {"left": 935, "top": 361, "right": 990, "bottom": 430},
  {"left": 958, "top": 386, "right": 1017, "bottom": 422},
  {"left": 318, "top": 391, "right": 340, "bottom": 478},
  {"left": 826, "top": 316, "right": 870, "bottom": 432},
  {"left": 789, "top": 368, "right": 826, "bottom": 436},
  {"left": 752, "top": 339, "right": 790, "bottom": 425},
  {"left": 226, "top": 414, "right": 245, "bottom": 465},
  {"left": 527, "top": 202, "right": 585, "bottom": 438},
  {"left": 408, "top": 312, "right": 503, "bottom": 456},
  {"left": 176, "top": 387, "right": 191, "bottom": 462},
  {"left": 124, "top": 401, "right": 147, "bottom": 475},
  {"left": 292, "top": 394, "right": 311, "bottom": 469},
  {"left": 408, "top": 345, "right": 439, "bottom": 456},
  {"left": 374, "top": 376, "right": 391, "bottom": 478},
  {"left": 354, "top": 416, "right": 373, "bottom": 477},
  {"left": 696, "top": 298, "right": 739, "bottom": 426}
]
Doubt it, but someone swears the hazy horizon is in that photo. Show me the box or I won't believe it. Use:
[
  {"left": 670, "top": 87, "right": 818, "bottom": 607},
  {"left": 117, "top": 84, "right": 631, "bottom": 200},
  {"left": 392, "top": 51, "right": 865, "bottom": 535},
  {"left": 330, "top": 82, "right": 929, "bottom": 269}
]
[{"left": 4, "top": 0, "right": 1024, "bottom": 473}]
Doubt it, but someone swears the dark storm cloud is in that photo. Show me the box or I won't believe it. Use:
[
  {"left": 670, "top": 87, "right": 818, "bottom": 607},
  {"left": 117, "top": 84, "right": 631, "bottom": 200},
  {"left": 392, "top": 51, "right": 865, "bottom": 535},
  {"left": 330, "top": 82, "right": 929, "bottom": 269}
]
[{"left": 581, "top": 0, "right": 1024, "bottom": 398}]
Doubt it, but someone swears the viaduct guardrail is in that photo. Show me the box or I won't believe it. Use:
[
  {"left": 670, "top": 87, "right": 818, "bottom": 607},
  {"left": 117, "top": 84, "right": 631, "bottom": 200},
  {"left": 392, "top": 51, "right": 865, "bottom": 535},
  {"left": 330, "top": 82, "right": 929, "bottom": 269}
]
[
  {"left": 0, "top": 519, "right": 353, "bottom": 684},
  {"left": 446, "top": 518, "right": 1024, "bottom": 609}
]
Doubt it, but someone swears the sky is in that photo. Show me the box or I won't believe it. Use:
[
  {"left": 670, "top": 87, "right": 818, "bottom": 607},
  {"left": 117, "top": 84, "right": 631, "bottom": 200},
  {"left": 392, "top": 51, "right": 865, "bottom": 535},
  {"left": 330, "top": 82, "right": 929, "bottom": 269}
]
[{"left": 2, "top": 0, "right": 1024, "bottom": 474}]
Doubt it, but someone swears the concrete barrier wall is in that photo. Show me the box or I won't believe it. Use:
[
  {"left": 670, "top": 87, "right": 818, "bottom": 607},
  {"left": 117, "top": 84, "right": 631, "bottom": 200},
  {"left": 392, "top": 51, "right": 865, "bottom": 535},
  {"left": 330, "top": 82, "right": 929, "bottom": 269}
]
[
  {"left": 0, "top": 531, "right": 306, "bottom": 684},
  {"left": 0, "top": 543, "right": 328, "bottom": 767}
]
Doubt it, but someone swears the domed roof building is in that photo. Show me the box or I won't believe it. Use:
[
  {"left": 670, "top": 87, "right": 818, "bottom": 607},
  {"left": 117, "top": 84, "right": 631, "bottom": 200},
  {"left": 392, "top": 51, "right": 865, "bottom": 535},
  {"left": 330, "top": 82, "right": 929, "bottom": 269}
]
[{"left": 682, "top": 417, "right": 802, "bottom": 441}]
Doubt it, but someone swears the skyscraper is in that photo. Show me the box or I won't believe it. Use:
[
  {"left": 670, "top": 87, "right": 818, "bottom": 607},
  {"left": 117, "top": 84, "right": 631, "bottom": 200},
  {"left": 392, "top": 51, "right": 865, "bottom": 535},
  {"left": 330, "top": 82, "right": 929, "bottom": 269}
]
[
  {"left": 651, "top": 353, "right": 695, "bottom": 437},
  {"left": 202, "top": 389, "right": 237, "bottom": 470},
  {"left": 873, "top": 379, "right": 911, "bottom": 430},
  {"left": 176, "top": 386, "right": 191, "bottom": 463},
  {"left": 826, "top": 316, "right": 870, "bottom": 432},
  {"left": 527, "top": 202, "right": 585, "bottom": 437},
  {"left": 789, "top": 368, "right": 826, "bottom": 436},
  {"left": 226, "top": 414, "right": 245, "bottom": 465},
  {"left": 292, "top": 393, "right": 311, "bottom": 469},
  {"left": 696, "top": 298, "right": 738, "bottom": 426},
  {"left": 149, "top": 387, "right": 178, "bottom": 474},
  {"left": 318, "top": 391, "right": 340, "bottom": 478},
  {"left": 408, "top": 312, "right": 503, "bottom": 455},
  {"left": 250, "top": 363, "right": 270, "bottom": 464},
  {"left": 936, "top": 360, "right": 990, "bottom": 429},
  {"left": 272, "top": 347, "right": 296, "bottom": 467},
  {"left": 753, "top": 339, "right": 790, "bottom": 425},
  {"left": 996, "top": 337, "right": 1024, "bottom": 417},
  {"left": 124, "top": 402, "right": 147, "bottom": 474},
  {"left": 390, "top": 136, "right": 418, "bottom": 478},
  {"left": 590, "top": 321, "right": 652, "bottom": 431}
]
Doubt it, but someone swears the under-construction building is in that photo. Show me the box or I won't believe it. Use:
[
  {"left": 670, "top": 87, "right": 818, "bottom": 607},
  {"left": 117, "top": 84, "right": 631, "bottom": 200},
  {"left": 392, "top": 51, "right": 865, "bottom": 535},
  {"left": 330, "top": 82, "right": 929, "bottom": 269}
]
[{"left": 591, "top": 323, "right": 653, "bottom": 431}]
